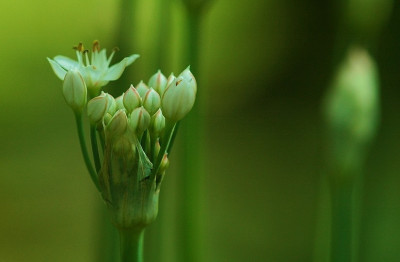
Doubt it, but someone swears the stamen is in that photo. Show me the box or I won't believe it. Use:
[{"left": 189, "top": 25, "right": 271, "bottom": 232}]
[
  {"left": 76, "top": 50, "right": 83, "bottom": 65},
  {"left": 73, "top": 42, "right": 84, "bottom": 52},
  {"left": 84, "top": 50, "right": 90, "bottom": 66},
  {"left": 93, "top": 40, "right": 100, "bottom": 52},
  {"left": 107, "top": 50, "right": 116, "bottom": 65}
]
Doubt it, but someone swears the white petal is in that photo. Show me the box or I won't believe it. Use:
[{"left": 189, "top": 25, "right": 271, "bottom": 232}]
[
  {"left": 92, "top": 49, "right": 108, "bottom": 70},
  {"left": 104, "top": 54, "right": 140, "bottom": 81},
  {"left": 54, "top": 55, "right": 79, "bottom": 70},
  {"left": 47, "top": 58, "right": 67, "bottom": 80}
]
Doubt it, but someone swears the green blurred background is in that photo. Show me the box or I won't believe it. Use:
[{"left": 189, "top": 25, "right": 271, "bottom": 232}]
[{"left": 1, "top": 0, "right": 400, "bottom": 261}]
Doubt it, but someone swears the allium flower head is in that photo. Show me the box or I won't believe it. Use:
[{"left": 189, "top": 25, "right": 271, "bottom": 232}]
[{"left": 48, "top": 41, "right": 139, "bottom": 95}]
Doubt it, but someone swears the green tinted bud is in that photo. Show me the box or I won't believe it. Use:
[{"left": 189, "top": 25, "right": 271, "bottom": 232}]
[
  {"left": 325, "top": 47, "right": 379, "bottom": 144},
  {"left": 178, "top": 66, "right": 197, "bottom": 94},
  {"left": 106, "top": 110, "right": 128, "bottom": 137},
  {"left": 123, "top": 85, "right": 142, "bottom": 113},
  {"left": 150, "top": 109, "right": 165, "bottom": 138},
  {"left": 154, "top": 140, "right": 160, "bottom": 159},
  {"left": 106, "top": 94, "right": 117, "bottom": 115},
  {"left": 128, "top": 107, "right": 151, "bottom": 136},
  {"left": 161, "top": 76, "right": 196, "bottom": 122},
  {"left": 62, "top": 69, "right": 87, "bottom": 113},
  {"left": 166, "top": 73, "right": 175, "bottom": 89},
  {"left": 115, "top": 94, "right": 125, "bottom": 111},
  {"left": 143, "top": 88, "right": 161, "bottom": 115},
  {"left": 136, "top": 81, "right": 149, "bottom": 98},
  {"left": 158, "top": 154, "right": 169, "bottom": 174},
  {"left": 324, "top": 47, "right": 379, "bottom": 177},
  {"left": 112, "top": 136, "right": 134, "bottom": 156},
  {"left": 148, "top": 70, "right": 168, "bottom": 96},
  {"left": 87, "top": 92, "right": 108, "bottom": 124}
]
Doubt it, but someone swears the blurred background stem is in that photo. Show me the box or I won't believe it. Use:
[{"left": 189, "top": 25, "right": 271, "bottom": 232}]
[
  {"left": 179, "top": 9, "right": 203, "bottom": 262},
  {"left": 329, "top": 177, "right": 355, "bottom": 262},
  {"left": 153, "top": 0, "right": 170, "bottom": 71},
  {"left": 115, "top": 0, "right": 138, "bottom": 90}
]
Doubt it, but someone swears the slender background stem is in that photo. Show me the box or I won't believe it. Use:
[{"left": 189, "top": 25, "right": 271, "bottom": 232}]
[
  {"left": 115, "top": 0, "right": 138, "bottom": 92},
  {"left": 179, "top": 10, "right": 203, "bottom": 262},
  {"left": 330, "top": 180, "right": 354, "bottom": 262}
]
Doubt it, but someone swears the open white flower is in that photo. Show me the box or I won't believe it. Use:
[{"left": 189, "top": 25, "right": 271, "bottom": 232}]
[{"left": 48, "top": 41, "right": 139, "bottom": 95}]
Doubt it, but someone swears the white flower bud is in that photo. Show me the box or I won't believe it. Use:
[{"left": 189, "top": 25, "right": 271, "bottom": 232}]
[
  {"left": 136, "top": 81, "right": 149, "bottom": 98},
  {"left": 103, "top": 113, "right": 113, "bottom": 126},
  {"left": 106, "top": 94, "right": 117, "bottom": 115},
  {"left": 128, "top": 107, "right": 150, "bottom": 136},
  {"left": 62, "top": 69, "right": 87, "bottom": 113},
  {"left": 161, "top": 75, "right": 196, "bottom": 122},
  {"left": 143, "top": 88, "right": 161, "bottom": 116},
  {"left": 148, "top": 70, "right": 168, "bottom": 96},
  {"left": 123, "top": 85, "right": 142, "bottom": 113},
  {"left": 115, "top": 94, "right": 125, "bottom": 111},
  {"left": 106, "top": 110, "right": 128, "bottom": 138},
  {"left": 166, "top": 73, "right": 175, "bottom": 88},
  {"left": 178, "top": 66, "right": 197, "bottom": 94},
  {"left": 149, "top": 109, "right": 165, "bottom": 138},
  {"left": 87, "top": 92, "right": 108, "bottom": 124}
]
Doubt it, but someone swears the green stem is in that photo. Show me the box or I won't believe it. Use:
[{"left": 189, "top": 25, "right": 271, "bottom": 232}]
[
  {"left": 119, "top": 229, "right": 145, "bottom": 262},
  {"left": 74, "top": 113, "right": 100, "bottom": 191},
  {"left": 90, "top": 126, "right": 101, "bottom": 172},
  {"left": 166, "top": 121, "right": 179, "bottom": 156},
  {"left": 329, "top": 180, "right": 354, "bottom": 262}
]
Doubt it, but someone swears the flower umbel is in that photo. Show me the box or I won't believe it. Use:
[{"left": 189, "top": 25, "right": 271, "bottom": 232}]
[
  {"left": 47, "top": 40, "right": 139, "bottom": 96},
  {"left": 48, "top": 44, "right": 197, "bottom": 243}
]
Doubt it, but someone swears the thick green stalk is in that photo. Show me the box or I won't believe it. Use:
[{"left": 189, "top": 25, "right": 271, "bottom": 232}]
[
  {"left": 74, "top": 113, "right": 99, "bottom": 191},
  {"left": 97, "top": 2, "right": 138, "bottom": 261},
  {"left": 119, "top": 230, "right": 145, "bottom": 262},
  {"left": 179, "top": 10, "right": 203, "bottom": 262},
  {"left": 330, "top": 180, "right": 354, "bottom": 262}
]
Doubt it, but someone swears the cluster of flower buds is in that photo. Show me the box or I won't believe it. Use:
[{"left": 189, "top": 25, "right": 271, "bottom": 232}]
[
  {"left": 93, "top": 68, "right": 196, "bottom": 229},
  {"left": 48, "top": 41, "right": 197, "bottom": 231},
  {"left": 87, "top": 66, "right": 196, "bottom": 160}
]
